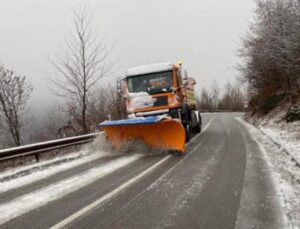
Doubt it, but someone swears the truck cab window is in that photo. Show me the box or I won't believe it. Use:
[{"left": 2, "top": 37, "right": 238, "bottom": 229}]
[{"left": 127, "top": 70, "right": 173, "bottom": 94}]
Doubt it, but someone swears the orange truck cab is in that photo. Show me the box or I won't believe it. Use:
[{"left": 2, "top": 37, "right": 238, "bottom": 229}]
[{"left": 117, "top": 61, "right": 202, "bottom": 142}]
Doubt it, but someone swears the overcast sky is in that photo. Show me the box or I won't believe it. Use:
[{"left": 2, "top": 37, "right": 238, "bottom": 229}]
[{"left": 0, "top": 0, "right": 256, "bottom": 112}]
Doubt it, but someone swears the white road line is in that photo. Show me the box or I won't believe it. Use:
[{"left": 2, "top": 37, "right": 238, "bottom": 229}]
[
  {"left": 0, "top": 154, "right": 142, "bottom": 225},
  {"left": 52, "top": 116, "right": 216, "bottom": 229},
  {"left": 51, "top": 155, "right": 172, "bottom": 229}
]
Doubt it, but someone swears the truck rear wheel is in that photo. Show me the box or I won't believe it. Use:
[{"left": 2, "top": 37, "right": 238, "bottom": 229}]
[{"left": 182, "top": 103, "right": 191, "bottom": 143}]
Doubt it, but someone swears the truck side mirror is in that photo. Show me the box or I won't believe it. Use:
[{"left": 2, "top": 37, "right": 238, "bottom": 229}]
[{"left": 180, "top": 69, "right": 188, "bottom": 80}]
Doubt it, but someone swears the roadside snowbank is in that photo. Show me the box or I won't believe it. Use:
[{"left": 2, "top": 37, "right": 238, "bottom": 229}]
[
  {"left": 245, "top": 108, "right": 300, "bottom": 164},
  {"left": 260, "top": 124, "right": 300, "bottom": 165}
]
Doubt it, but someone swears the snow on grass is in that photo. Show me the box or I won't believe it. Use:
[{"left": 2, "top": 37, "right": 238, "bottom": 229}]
[
  {"left": 246, "top": 109, "right": 300, "bottom": 165},
  {"left": 0, "top": 154, "right": 142, "bottom": 225},
  {"left": 261, "top": 125, "right": 300, "bottom": 164},
  {"left": 237, "top": 117, "right": 300, "bottom": 228}
]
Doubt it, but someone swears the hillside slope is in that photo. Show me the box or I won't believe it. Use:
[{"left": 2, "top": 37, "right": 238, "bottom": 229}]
[{"left": 245, "top": 99, "right": 300, "bottom": 163}]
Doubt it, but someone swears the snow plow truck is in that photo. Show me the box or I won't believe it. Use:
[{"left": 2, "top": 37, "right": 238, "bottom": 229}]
[{"left": 99, "top": 61, "right": 202, "bottom": 154}]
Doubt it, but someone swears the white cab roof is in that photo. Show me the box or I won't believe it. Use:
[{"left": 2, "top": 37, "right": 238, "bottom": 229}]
[{"left": 125, "top": 62, "right": 174, "bottom": 77}]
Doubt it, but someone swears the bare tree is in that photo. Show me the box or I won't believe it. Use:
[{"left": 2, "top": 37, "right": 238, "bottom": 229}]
[
  {"left": 219, "top": 81, "right": 233, "bottom": 110},
  {"left": 198, "top": 87, "right": 213, "bottom": 111},
  {"left": 211, "top": 80, "right": 220, "bottom": 110},
  {"left": 26, "top": 105, "right": 69, "bottom": 143},
  {"left": 0, "top": 64, "right": 33, "bottom": 146},
  {"left": 88, "top": 85, "right": 126, "bottom": 128},
  {"left": 239, "top": 0, "right": 300, "bottom": 113},
  {"left": 219, "top": 81, "right": 246, "bottom": 111},
  {"left": 49, "top": 6, "right": 113, "bottom": 134}
]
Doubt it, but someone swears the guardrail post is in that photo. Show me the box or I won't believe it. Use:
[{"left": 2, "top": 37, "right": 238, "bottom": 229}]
[{"left": 35, "top": 154, "right": 40, "bottom": 162}]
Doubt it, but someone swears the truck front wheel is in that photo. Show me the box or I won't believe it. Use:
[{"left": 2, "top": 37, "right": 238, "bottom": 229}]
[
  {"left": 182, "top": 103, "right": 191, "bottom": 143},
  {"left": 185, "top": 123, "right": 191, "bottom": 142},
  {"left": 193, "top": 122, "right": 201, "bottom": 133}
]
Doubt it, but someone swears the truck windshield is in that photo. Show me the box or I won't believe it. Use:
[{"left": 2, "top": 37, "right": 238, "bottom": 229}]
[{"left": 127, "top": 71, "right": 173, "bottom": 94}]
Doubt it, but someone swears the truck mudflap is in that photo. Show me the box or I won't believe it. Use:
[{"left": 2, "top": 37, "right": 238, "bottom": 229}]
[{"left": 99, "top": 116, "right": 186, "bottom": 153}]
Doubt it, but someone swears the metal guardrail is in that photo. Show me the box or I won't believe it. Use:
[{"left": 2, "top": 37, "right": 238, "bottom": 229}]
[{"left": 0, "top": 133, "right": 99, "bottom": 162}]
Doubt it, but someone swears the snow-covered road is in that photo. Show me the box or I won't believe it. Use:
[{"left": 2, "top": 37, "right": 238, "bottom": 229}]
[{"left": 237, "top": 118, "right": 300, "bottom": 228}]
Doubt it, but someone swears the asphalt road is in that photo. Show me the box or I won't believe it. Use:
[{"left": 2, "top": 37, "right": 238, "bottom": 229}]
[{"left": 0, "top": 113, "right": 285, "bottom": 229}]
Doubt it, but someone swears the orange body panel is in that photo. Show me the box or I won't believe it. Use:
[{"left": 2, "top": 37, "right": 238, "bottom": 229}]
[{"left": 103, "top": 119, "right": 186, "bottom": 153}]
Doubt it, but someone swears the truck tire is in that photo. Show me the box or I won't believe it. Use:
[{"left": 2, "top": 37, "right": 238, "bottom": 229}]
[
  {"left": 185, "top": 123, "right": 191, "bottom": 142},
  {"left": 182, "top": 103, "right": 191, "bottom": 143},
  {"left": 193, "top": 113, "right": 202, "bottom": 133},
  {"left": 193, "top": 122, "right": 201, "bottom": 133}
]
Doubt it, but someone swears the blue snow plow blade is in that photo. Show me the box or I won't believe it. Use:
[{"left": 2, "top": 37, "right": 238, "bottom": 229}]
[{"left": 99, "top": 116, "right": 164, "bottom": 126}]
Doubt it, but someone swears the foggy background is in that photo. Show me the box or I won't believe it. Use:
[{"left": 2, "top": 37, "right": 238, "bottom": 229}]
[{"left": 0, "top": 0, "right": 255, "bottom": 114}]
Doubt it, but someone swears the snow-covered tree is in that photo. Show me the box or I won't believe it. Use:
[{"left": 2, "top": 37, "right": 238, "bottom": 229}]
[
  {"left": 239, "top": 0, "right": 300, "bottom": 113},
  {"left": 0, "top": 64, "right": 32, "bottom": 146}
]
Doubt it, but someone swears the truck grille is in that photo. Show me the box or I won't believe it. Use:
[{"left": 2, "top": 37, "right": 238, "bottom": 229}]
[{"left": 154, "top": 96, "right": 168, "bottom": 107}]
